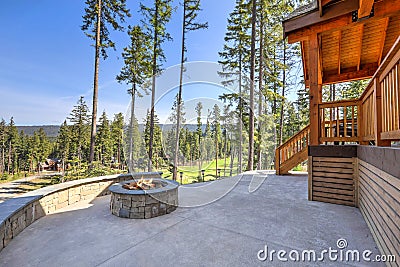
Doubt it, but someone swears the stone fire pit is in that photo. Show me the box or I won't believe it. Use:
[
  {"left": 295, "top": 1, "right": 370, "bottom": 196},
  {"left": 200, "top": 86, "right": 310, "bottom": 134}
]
[{"left": 109, "top": 178, "right": 179, "bottom": 219}]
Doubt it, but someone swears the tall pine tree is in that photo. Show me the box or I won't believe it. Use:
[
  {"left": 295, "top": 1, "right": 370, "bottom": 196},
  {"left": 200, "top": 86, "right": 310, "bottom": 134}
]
[
  {"left": 173, "top": 0, "right": 208, "bottom": 180},
  {"left": 140, "top": 0, "right": 173, "bottom": 171},
  {"left": 81, "top": 0, "right": 130, "bottom": 166},
  {"left": 95, "top": 111, "right": 112, "bottom": 164},
  {"left": 116, "top": 25, "right": 151, "bottom": 172},
  {"left": 68, "top": 97, "right": 91, "bottom": 164},
  {"left": 219, "top": 0, "right": 251, "bottom": 173}
]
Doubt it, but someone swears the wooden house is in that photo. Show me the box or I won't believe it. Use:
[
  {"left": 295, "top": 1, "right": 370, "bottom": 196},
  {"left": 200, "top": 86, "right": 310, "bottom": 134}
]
[{"left": 277, "top": 0, "right": 400, "bottom": 263}]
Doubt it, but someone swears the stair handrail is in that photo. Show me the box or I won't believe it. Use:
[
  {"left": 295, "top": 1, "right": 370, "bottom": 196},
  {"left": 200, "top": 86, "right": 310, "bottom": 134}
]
[
  {"left": 275, "top": 124, "right": 310, "bottom": 174},
  {"left": 276, "top": 124, "right": 310, "bottom": 150}
]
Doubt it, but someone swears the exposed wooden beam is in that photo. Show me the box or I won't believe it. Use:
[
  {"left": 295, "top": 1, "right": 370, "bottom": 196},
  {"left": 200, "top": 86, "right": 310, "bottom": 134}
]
[
  {"left": 378, "top": 17, "right": 389, "bottom": 65},
  {"left": 301, "top": 41, "right": 308, "bottom": 81},
  {"left": 286, "top": 0, "right": 400, "bottom": 43},
  {"left": 357, "top": 24, "right": 364, "bottom": 71},
  {"left": 284, "top": 0, "right": 358, "bottom": 38},
  {"left": 287, "top": 15, "right": 351, "bottom": 43},
  {"left": 322, "top": 64, "right": 378, "bottom": 84},
  {"left": 358, "top": 0, "right": 375, "bottom": 18}
]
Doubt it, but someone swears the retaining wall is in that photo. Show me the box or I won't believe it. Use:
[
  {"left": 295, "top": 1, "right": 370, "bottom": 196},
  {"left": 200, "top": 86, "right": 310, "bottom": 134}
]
[{"left": 0, "top": 172, "right": 161, "bottom": 252}]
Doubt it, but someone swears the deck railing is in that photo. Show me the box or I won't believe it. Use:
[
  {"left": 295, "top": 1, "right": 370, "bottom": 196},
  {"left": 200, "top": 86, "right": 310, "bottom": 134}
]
[
  {"left": 381, "top": 57, "right": 400, "bottom": 140},
  {"left": 318, "top": 36, "right": 400, "bottom": 145},
  {"left": 276, "top": 37, "right": 400, "bottom": 174},
  {"left": 319, "top": 99, "right": 359, "bottom": 143},
  {"left": 275, "top": 124, "right": 310, "bottom": 174},
  {"left": 359, "top": 83, "right": 375, "bottom": 142}
]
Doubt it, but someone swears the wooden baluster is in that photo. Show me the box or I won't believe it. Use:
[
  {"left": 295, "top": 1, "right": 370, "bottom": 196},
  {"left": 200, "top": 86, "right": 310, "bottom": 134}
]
[
  {"left": 336, "top": 107, "right": 340, "bottom": 138},
  {"left": 285, "top": 146, "right": 288, "bottom": 161},
  {"left": 293, "top": 139, "right": 296, "bottom": 154},
  {"left": 291, "top": 140, "right": 294, "bottom": 155},
  {"left": 375, "top": 78, "right": 390, "bottom": 146},
  {"left": 344, "top": 105, "right": 347, "bottom": 138},
  {"left": 359, "top": 100, "right": 365, "bottom": 144},
  {"left": 330, "top": 107, "right": 333, "bottom": 138},
  {"left": 391, "top": 69, "right": 397, "bottom": 131},
  {"left": 291, "top": 141, "right": 294, "bottom": 156},
  {"left": 283, "top": 145, "right": 286, "bottom": 161},
  {"left": 389, "top": 72, "right": 393, "bottom": 132},
  {"left": 352, "top": 105, "right": 355, "bottom": 137},
  {"left": 395, "top": 64, "right": 400, "bottom": 130},
  {"left": 321, "top": 108, "right": 325, "bottom": 139},
  {"left": 384, "top": 78, "right": 388, "bottom": 133}
]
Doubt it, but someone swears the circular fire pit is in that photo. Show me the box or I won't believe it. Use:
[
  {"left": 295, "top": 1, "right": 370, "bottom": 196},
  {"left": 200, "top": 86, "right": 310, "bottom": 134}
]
[{"left": 109, "top": 178, "right": 179, "bottom": 219}]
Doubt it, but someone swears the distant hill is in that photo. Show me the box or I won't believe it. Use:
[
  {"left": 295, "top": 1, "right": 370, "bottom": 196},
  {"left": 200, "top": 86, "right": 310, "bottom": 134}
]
[
  {"left": 17, "top": 125, "right": 60, "bottom": 137},
  {"left": 17, "top": 124, "right": 206, "bottom": 138}
]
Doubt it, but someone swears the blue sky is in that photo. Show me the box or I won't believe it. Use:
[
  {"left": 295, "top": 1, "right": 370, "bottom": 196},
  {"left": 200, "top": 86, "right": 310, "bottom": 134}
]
[{"left": 0, "top": 0, "right": 236, "bottom": 125}]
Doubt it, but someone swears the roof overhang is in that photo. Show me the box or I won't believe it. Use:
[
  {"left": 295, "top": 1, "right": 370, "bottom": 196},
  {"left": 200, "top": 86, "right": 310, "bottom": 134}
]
[{"left": 282, "top": 0, "right": 400, "bottom": 85}]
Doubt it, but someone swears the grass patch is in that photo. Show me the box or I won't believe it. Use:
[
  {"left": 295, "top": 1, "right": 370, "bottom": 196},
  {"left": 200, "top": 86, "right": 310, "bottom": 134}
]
[
  {"left": 161, "top": 158, "right": 241, "bottom": 184},
  {"left": 0, "top": 172, "right": 36, "bottom": 184},
  {"left": 17, "top": 176, "right": 61, "bottom": 192}
]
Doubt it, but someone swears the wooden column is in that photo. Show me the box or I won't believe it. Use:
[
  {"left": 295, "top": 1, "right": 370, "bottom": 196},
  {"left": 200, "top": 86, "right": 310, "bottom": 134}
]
[
  {"left": 374, "top": 78, "right": 391, "bottom": 146},
  {"left": 309, "top": 34, "right": 322, "bottom": 145}
]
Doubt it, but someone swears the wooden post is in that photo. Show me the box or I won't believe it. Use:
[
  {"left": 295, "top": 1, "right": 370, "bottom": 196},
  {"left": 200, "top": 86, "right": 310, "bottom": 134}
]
[
  {"left": 309, "top": 34, "right": 322, "bottom": 146},
  {"left": 374, "top": 78, "right": 391, "bottom": 146},
  {"left": 308, "top": 156, "right": 313, "bottom": 201}
]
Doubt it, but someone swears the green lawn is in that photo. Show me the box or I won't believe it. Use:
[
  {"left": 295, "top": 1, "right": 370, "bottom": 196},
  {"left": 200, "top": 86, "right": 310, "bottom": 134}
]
[{"left": 161, "top": 158, "right": 241, "bottom": 184}]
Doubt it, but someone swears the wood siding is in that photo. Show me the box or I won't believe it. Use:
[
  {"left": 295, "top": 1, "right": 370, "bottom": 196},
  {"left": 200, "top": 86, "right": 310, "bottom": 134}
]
[
  {"left": 310, "top": 156, "right": 356, "bottom": 206},
  {"left": 358, "top": 160, "right": 400, "bottom": 267}
]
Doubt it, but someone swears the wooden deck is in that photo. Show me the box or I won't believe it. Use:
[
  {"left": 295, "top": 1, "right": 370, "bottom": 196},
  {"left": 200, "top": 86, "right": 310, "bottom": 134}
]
[{"left": 280, "top": 1, "right": 400, "bottom": 264}]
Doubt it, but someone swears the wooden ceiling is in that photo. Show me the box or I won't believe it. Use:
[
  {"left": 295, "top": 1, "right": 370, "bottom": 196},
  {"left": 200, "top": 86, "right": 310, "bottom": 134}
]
[{"left": 283, "top": 0, "right": 400, "bottom": 85}]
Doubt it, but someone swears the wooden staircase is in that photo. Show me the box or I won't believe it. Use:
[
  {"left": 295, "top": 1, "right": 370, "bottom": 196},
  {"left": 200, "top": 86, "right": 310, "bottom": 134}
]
[{"left": 275, "top": 124, "right": 310, "bottom": 175}]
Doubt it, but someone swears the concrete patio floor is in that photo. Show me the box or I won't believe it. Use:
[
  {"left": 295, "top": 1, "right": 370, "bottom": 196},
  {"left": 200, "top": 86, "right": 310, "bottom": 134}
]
[{"left": 0, "top": 172, "right": 383, "bottom": 266}]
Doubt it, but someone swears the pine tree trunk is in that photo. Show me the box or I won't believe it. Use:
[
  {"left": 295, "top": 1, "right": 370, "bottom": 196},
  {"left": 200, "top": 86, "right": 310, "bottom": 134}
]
[
  {"left": 7, "top": 141, "right": 11, "bottom": 174},
  {"left": 247, "top": 0, "right": 257, "bottom": 171},
  {"left": 0, "top": 144, "right": 4, "bottom": 174},
  {"left": 62, "top": 153, "right": 65, "bottom": 177},
  {"left": 173, "top": 4, "right": 186, "bottom": 181},
  {"left": 89, "top": 0, "right": 102, "bottom": 167},
  {"left": 279, "top": 42, "right": 286, "bottom": 145},
  {"left": 238, "top": 55, "right": 243, "bottom": 174},
  {"left": 223, "top": 130, "right": 227, "bottom": 176},
  {"left": 273, "top": 50, "right": 277, "bottom": 155},
  {"left": 257, "top": 10, "right": 264, "bottom": 170},
  {"left": 148, "top": 3, "right": 159, "bottom": 172},
  {"left": 128, "top": 85, "right": 136, "bottom": 172},
  {"left": 215, "top": 136, "right": 218, "bottom": 178},
  {"left": 198, "top": 135, "right": 202, "bottom": 174},
  {"left": 230, "top": 143, "right": 234, "bottom": 176}
]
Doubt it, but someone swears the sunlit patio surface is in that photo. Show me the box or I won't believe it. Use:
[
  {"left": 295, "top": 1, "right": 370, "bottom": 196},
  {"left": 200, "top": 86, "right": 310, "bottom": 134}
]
[{"left": 0, "top": 172, "right": 382, "bottom": 266}]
